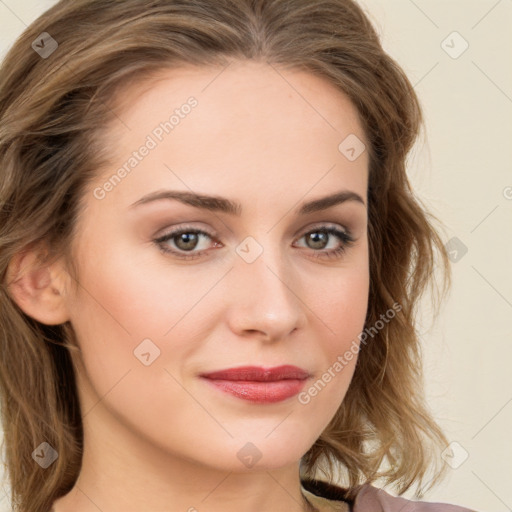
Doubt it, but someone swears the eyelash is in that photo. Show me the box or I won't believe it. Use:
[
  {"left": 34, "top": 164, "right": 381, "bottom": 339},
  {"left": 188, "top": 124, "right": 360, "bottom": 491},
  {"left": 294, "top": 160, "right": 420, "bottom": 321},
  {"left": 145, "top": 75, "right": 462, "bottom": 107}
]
[{"left": 154, "top": 224, "right": 355, "bottom": 261}]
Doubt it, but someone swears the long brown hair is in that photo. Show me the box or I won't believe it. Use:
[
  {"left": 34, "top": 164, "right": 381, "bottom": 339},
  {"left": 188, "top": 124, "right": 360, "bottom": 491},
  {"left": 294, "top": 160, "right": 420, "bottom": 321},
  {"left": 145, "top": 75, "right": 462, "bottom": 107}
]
[{"left": 0, "top": 1, "right": 451, "bottom": 510}]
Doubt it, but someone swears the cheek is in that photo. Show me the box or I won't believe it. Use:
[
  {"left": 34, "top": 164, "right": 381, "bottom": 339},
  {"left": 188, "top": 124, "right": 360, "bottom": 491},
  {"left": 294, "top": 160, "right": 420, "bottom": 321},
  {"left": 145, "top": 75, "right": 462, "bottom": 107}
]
[
  {"left": 299, "top": 253, "right": 369, "bottom": 410},
  {"left": 65, "top": 245, "right": 187, "bottom": 403},
  {"left": 314, "top": 249, "right": 370, "bottom": 347},
  {"left": 69, "top": 232, "right": 218, "bottom": 342},
  {"left": 296, "top": 285, "right": 366, "bottom": 430},
  {"left": 319, "top": 273, "right": 368, "bottom": 335}
]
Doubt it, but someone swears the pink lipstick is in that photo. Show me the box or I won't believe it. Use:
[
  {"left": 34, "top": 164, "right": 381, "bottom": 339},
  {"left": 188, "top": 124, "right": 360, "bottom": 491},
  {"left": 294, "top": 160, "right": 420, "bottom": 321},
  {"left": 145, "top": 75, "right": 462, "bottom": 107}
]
[{"left": 200, "top": 365, "right": 310, "bottom": 403}]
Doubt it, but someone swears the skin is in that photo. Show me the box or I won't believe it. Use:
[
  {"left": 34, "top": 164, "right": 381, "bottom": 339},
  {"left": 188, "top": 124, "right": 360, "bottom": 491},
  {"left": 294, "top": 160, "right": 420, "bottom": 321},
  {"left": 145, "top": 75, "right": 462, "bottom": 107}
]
[{"left": 10, "top": 60, "right": 369, "bottom": 511}]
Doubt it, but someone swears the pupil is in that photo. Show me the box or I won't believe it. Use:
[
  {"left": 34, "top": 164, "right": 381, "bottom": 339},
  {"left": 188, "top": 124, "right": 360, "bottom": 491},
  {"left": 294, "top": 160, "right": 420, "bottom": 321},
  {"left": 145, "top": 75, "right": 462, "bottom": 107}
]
[
  {"left": 177, "top": 233, "right": 198, "bottom": 250},
  {"left": 309, "top": 231, "right": 327, "bottom": 249}
]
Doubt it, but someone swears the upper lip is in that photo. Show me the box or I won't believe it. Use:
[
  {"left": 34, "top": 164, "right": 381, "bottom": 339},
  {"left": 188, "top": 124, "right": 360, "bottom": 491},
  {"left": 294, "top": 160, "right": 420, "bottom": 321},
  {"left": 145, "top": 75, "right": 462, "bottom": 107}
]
[{"left": 200, "top": 365, "right": 310, "bottom": 382}]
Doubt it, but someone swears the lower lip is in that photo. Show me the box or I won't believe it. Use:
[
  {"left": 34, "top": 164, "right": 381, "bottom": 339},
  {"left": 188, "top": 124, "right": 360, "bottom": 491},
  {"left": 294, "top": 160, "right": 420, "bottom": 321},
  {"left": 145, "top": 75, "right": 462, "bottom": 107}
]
[{"left": 202, "top": 378, "right": 307, "bottom": 403}]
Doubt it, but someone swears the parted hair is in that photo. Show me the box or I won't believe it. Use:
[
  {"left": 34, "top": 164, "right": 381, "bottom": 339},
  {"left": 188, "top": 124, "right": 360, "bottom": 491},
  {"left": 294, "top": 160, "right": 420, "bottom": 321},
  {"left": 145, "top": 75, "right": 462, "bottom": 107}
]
[{"left": 0, "top": 1, "right": 451, "bottom": 511}]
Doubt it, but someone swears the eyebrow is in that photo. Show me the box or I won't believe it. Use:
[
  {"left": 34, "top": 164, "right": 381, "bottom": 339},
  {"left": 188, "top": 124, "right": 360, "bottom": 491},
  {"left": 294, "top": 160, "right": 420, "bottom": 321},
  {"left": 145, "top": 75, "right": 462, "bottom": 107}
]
[{"left": 129, "top": 189, "right": 366, "bottom": 215}]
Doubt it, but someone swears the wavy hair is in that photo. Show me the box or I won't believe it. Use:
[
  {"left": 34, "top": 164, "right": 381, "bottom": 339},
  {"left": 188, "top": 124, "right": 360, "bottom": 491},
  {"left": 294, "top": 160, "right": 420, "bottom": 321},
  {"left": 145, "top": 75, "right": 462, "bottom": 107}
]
[{"left": 0, "top": 0, "right": 451, "bottom": 510}]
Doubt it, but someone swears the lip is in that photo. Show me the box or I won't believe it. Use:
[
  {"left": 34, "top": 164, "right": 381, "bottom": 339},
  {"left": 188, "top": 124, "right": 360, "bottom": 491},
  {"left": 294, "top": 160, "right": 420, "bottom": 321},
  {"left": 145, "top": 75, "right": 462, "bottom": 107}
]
[
  {"left": 201, "top": 365, "right": 310, "bottom": 381},
  {"left": 200, "top": 365, "right": 310, "bottom": 403}
]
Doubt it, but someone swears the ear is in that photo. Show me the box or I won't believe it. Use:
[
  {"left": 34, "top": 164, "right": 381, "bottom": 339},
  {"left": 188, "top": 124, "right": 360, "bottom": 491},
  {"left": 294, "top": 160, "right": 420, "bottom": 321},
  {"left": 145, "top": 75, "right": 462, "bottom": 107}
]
[{"left": 6, "top": 245, "right": 71, "bottom": 325}]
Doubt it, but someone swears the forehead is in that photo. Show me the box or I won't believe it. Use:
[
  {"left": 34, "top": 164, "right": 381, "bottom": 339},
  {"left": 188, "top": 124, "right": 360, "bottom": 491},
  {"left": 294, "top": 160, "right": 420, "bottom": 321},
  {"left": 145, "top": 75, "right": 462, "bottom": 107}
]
[
  {"left": 91, "top": 61, "right": 368, "bottom": 212},
  {"left": 108, "top": 60, "right": 365, "bottom": 141}
]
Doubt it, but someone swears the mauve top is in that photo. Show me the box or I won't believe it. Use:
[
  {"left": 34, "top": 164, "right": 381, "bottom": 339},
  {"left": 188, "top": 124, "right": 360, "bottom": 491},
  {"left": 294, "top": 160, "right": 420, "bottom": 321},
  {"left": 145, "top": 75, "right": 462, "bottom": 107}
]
[{"left": 301, "top": 479, "right": 477, "bottom": 512}]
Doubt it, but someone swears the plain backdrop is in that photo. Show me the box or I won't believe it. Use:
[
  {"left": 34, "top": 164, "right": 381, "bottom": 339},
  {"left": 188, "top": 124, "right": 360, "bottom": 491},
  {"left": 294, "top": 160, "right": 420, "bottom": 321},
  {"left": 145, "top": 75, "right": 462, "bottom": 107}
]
[{"left": 0, "top": 1, "right": 511, "bottom": 511}]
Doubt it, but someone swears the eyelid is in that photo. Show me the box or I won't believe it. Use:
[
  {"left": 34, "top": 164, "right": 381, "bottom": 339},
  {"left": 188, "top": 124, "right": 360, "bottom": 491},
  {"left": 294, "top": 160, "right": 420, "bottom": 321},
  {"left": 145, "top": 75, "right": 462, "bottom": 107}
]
[{"left": 298, "top": 221, "right": 350, "bottom": 236}]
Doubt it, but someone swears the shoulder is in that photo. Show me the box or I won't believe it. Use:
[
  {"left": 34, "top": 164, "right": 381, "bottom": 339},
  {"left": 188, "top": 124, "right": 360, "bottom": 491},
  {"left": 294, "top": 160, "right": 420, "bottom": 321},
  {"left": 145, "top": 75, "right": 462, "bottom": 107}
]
[
  {"left": 301, "top": 479, "right": 477, "bottom": 512},
  {"left": 353, "top": 483, "right": 477, "bottom": 511}
]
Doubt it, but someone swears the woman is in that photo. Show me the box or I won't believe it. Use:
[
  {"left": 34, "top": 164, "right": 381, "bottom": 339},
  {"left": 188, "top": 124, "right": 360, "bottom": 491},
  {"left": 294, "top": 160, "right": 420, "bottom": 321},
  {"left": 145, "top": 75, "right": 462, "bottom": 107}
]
[{"left": 0, "top": 1, "right": 476, "bottom": 511}]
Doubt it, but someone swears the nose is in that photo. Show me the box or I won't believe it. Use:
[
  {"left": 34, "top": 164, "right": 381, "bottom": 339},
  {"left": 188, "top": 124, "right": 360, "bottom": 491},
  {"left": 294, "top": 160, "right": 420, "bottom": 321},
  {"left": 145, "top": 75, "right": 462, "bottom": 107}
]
[{"left": 224, "top": 246, "right": 307, "bottom": 343}]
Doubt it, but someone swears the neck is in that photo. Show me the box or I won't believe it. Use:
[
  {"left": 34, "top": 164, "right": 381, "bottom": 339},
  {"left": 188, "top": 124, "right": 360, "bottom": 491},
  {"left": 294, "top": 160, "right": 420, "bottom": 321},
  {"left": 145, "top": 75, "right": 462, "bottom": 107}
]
[{"left": 51, "top": 402, "right": 314, "bottom": 512}]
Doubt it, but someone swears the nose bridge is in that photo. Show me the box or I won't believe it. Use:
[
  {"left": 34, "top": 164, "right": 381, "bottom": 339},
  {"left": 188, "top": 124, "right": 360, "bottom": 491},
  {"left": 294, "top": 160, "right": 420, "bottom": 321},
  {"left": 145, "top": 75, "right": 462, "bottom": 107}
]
[{"left": 226, "top": 236, "right": 305, "bottom": 339}]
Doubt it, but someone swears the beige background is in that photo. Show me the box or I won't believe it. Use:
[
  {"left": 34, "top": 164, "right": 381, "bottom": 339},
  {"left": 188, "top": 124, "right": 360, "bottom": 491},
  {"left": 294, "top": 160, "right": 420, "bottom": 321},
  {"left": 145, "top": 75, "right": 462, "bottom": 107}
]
[{"left": 0, "top": 1, "right": 511, "bottom": 510}]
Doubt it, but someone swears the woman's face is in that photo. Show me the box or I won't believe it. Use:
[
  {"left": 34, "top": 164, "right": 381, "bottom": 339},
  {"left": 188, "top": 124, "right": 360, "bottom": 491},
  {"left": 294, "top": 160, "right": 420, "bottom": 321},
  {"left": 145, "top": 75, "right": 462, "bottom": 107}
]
[{"left": 63, "top": 61, "right": 369, "bottom": 472}]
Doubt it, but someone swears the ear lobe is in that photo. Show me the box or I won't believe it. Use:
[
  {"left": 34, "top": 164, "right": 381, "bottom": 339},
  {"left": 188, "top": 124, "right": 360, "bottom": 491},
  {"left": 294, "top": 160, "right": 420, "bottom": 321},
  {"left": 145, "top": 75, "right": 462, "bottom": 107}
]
[{"left": 6, "top": 247, "right": 71, "bottom": 325}]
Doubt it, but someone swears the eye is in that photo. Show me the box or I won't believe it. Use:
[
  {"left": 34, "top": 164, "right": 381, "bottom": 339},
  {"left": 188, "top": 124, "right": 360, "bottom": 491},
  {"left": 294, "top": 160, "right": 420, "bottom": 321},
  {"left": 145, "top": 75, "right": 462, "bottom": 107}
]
[
  {"left": 294, "top": 225, "right": 355, "bottom": 260},
  {"left": 153, "top": 223, "right": 355, "bottom": 261},
  {"left": 154, "top": 225, "right": 219, "bottom": 260}
]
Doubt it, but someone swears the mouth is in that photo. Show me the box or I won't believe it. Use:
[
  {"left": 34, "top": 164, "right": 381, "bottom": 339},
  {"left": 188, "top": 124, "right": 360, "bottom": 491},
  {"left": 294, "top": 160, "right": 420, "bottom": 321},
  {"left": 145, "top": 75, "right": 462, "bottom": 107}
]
[{"left": 199, "top": 365, "right": 310, "bottom": 403}]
